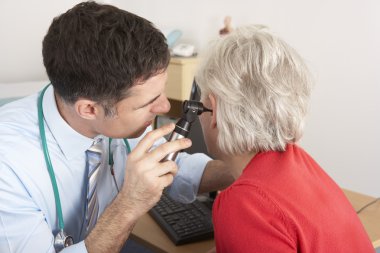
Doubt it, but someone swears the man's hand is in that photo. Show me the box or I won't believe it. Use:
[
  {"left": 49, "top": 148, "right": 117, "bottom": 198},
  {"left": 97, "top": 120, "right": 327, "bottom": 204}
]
[
  {"left": 120, "top": 123, "right": 192, "bottom": 219},
  {"left": 85, "top": 123, "right": 191, "bottom": 253}
]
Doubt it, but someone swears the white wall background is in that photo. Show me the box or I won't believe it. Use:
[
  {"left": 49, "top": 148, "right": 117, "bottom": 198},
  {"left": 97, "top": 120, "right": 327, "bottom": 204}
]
[{"left": 0, "top": 0, "right": 379, "bottom": 196}]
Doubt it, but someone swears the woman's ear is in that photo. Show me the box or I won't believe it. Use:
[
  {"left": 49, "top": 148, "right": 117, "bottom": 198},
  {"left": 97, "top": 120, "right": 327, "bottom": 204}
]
[
  {"left": 208, "top": 93, "right": 217, "bottom": 129},
  {"left": 74, "top": 99, "right": 100, "bottom": 120}
]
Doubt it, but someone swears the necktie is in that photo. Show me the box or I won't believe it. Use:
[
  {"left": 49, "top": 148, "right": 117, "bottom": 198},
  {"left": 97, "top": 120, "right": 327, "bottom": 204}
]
[{"left": 85, "top": 138, "right": 103, "bottom": 235}]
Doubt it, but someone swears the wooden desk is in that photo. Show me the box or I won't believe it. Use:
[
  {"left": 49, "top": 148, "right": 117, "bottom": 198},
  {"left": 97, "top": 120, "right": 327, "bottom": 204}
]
[
  {"left": 131, "top": 189, "right": 380, "bottom": 252},
  {"left": 131, "top": 213, "right": 213, "bottom": 253},
  {"left": 343, "top": 189, "right": 380, "bottom": 247}
]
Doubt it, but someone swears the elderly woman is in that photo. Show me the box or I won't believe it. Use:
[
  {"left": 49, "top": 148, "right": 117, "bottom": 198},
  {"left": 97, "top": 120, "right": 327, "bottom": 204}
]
[{"left": 196, "top": 25, "right": 374, "bottom": 253}]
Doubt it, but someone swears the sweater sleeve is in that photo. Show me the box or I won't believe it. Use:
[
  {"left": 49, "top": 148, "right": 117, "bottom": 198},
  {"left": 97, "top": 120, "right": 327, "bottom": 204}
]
[{"left": 213, "top": 183, "right": 296, "bottom": 253}]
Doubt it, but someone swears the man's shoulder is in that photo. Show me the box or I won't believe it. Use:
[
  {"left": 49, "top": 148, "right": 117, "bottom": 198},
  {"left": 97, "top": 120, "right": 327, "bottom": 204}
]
[
  {"left": 0, "top": 93, "right": 39, "bottom": 126},
  {"left": 0, "top": 94, "right": 41, "bottom": 163},
  {"left": 0, "top": 93, "right": 38, "bottom": 125}
]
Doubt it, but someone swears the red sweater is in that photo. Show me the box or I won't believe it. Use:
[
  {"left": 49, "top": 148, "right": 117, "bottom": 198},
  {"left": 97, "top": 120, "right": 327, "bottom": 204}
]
[{"left": 213, "top": 145, "right": 374, "bottom": 253}]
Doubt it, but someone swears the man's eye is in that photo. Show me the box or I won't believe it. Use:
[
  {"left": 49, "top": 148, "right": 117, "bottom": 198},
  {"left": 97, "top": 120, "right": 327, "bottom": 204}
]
[{"left": 136, "top": 94, "right": 161, "bottom": 109}]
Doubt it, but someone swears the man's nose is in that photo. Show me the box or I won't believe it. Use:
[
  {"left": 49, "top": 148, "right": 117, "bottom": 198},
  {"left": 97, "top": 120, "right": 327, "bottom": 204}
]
[{"left": 151, "top": 95, "right": 171, "bottom": 114}]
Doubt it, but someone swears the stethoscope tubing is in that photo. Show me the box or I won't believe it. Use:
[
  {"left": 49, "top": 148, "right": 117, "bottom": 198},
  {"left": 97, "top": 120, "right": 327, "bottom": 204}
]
[
  {"left": 38, "top": 84, "right": 130, "bottom": 235},
  {"left": 38, "top": 84, "right": 66, "bottom": 230}
]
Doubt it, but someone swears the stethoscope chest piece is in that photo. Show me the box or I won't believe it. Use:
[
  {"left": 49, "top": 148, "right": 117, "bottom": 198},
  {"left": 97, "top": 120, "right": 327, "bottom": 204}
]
[{"left": 54, "top": 229, "right": 74, "bottom": 252}]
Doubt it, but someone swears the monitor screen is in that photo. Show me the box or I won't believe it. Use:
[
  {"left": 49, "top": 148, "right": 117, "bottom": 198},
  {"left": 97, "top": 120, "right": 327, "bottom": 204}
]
[
  {"left": 183, "top": 80, "right": 210, "bottom": 157},
  {"left": 155, "top": 79, "right": 210, "bottom": 157}
]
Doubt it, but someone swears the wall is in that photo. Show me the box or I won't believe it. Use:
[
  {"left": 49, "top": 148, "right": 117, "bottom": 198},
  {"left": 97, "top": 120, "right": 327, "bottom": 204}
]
[
  {"left": 0, "top": 1, "right": 87, "bottom": 83},
  {"left": 0, "top": 0, "right": 379, "bottom": 196},
  {"left": 112, "top": 0, "right": 380, "bottom": 197}
]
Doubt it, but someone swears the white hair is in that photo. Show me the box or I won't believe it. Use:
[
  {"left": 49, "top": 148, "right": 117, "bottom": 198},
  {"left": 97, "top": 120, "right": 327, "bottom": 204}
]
[{"left": 196, "top": 25, "right": 313, "bottom": 155}]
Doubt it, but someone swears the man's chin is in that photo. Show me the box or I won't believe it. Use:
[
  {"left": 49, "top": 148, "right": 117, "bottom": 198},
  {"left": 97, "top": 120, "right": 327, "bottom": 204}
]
[{"left": 127, "top": 127, "right": 149, "bottom": 139}]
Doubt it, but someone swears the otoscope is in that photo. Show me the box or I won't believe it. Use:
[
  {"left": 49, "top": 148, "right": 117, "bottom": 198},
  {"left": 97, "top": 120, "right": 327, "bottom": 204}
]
[{"left": 162, "top": 100, "right": 212, "bottom": 162}]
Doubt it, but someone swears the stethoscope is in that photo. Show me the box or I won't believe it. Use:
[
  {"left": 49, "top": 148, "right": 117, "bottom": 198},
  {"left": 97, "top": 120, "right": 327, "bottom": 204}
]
[{"left": 38, "top": 85, "right": 130, "bottom": 251}]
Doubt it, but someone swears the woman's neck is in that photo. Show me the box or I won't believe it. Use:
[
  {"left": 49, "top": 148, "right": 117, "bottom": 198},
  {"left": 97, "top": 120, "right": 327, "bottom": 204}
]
[{"left": 222, "top": 151, "right": 257, "bottom": 180}]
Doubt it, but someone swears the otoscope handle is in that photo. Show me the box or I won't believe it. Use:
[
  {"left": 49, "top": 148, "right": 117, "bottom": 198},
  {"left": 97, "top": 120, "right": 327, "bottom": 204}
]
[{"left": 162, "top": 119, "right": 190, "bottom": 162}]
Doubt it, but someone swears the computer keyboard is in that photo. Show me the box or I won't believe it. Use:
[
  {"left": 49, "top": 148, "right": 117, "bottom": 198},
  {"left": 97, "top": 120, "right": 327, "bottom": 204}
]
[{"left": 149, "top": 192, "right": 214, "bottom": 245}]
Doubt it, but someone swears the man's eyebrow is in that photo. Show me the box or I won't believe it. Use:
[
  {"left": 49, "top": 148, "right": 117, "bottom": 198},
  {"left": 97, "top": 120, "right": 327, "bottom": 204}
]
[{"left": 135, "top": 94, "right": 161, "bottom": 109}]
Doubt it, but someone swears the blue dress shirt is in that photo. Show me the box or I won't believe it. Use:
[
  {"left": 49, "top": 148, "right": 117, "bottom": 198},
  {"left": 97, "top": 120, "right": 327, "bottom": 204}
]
[{"left": 0, "top": 85, "right": 210, "bottom": 253}]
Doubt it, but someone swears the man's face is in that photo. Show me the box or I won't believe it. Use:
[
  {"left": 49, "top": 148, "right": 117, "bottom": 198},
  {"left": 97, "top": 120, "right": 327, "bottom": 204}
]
[{"left": 95, "top": 71, "right": 170, "bottom": 139}]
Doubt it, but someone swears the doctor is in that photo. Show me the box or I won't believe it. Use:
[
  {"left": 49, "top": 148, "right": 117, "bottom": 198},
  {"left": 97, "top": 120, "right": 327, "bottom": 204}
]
[{"left": 0, "top": 2, "right": 231, "bottom": 253}]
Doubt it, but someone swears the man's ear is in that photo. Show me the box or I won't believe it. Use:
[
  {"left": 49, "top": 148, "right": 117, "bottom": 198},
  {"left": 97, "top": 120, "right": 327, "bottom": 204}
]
[
  {"left": 208, "top": 93, "right": 217, "bottom": 129},
  {"left": 74, "top": 99, "right": 101, "bottom": 120}
]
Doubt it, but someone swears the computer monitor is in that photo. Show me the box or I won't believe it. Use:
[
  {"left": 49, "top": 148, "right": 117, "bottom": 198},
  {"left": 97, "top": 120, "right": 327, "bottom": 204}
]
[
  {"left": 156, "top": 79, "right": 216, "bottom": 199},
  {"left": 155, "top": 79, "right": 210, "bottom": 156},
  {"left": 189, "top": 79, "right": 201, "bottom": 101},
  {"left": 183, "top": 80, "right": 210, "bottom": 157}
]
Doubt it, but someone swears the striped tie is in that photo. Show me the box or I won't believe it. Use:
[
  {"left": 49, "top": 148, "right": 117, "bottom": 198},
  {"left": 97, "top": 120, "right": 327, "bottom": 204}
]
[{"left": 85, "top": 139, "right": 103, "bottom": 235}]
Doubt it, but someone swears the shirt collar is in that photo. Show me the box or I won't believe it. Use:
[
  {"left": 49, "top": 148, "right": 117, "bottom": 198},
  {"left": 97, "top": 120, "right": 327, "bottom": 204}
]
[{"left": 42, "top": 85, "right": 94, "bottom": 160}]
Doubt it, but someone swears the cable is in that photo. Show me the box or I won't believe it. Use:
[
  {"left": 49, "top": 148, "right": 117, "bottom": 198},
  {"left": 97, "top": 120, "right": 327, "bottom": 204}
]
[{"left": 356, "top": 198, "right": 380, "bottom": 214}]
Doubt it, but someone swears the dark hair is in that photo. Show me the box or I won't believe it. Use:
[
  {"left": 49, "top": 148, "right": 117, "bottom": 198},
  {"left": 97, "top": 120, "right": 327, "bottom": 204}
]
[{"left": 42, "top": 1, "right": 169, "bottom": 114}]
